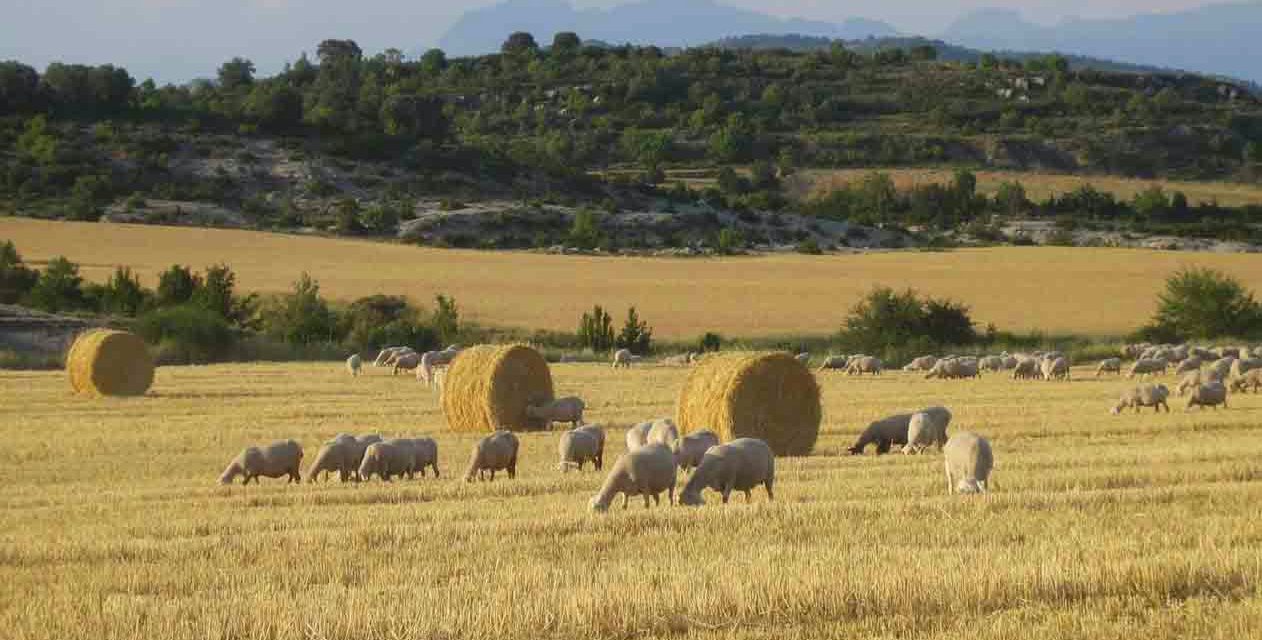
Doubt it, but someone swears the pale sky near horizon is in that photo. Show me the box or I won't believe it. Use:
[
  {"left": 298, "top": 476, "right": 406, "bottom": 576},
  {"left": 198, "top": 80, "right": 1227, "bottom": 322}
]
[{"left": 0, "top": 0, "right": 1226, "bottom": 83}]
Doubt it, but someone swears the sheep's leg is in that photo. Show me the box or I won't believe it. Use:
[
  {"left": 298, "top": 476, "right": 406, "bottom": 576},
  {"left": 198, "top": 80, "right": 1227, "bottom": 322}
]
[
  {"left": 489, "top": 469, "right": 496, "bottom": 481},
  {"left": 621, "top": 493, "right": 629, "bottom": 510},
  {"left": 668, "top": 487, "right": 675, "bottom": 505},
  {"left": 744, "top": 489, "right": 752, "bottom": 502},
  {"left": 764, "top": 480, "right": 774, "bottom": 501}
]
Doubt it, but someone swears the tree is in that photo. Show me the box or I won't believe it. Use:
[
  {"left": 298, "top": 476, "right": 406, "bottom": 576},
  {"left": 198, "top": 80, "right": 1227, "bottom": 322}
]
[
  {"left": 993, "top": 181, "right": 1028, "bottom": 215},
  {"left": 1144, "top": 268, "right": 1261, "bottom": 341},
  {"left": 1245, "top": 141, "right": 1262, "bottom": 163},
  {"left": 420, "top": 49, "right": 447, "bottom": 75},
  {"left": 502, "top": 32, "right": 539, "bottom": 56},
  {"left": 615, "top": 306, "right": 653, "bottom": 355},
  {"left": 245, "top": 83, "right": 303, "bottom": 131},
  {"left": 156, "top": 265, "right": 200, "bottom": 307},
  {"left": 380, "top": 95, "right": 449, "bottom": 140},
  {"left": 262, "top": 273, "right": 337, "bottom": 344},
  {"left": 0, "top": 241, "right": 39, "bottom": 304},
  {"left": 698, "top": 332, "right": 722, "bottom": 353},
  {"left": 432, "top": 294, "right": 460, "bottom": 344},
  {"left": 192, "top": 264, "right": 254, "bottom": 326},
  {"left": 569, "top": 209, "right": 601, "bottom": 249},
  {"left": 335, "top": 198, "right": 365, "bottom": 235},
  {"left": 0, "top": 61, "right": 42, "bottom": 114},
  {"left": 26, "top": 256, "right": 85, "bottom": 312},
  {"left": 578, "top": 305, "right": 615, "bottom": 352},
  {"left": 1132, "top": 186, "right": 1169, "bottom": 220},
  {"left": 910, "top": 45, "right": 937, "bottom": 61},
  {"left": 217, "top": 57, "right": 255, "bottom": 91},
  {"left": 100, "top": 266, "right": 148, "bottom": 315},
  {"left": 552, "top": 32, "right": 582, "bottom": 54},
  {"left": 716, "top": 227, "right": 744, "bottom": 254}
]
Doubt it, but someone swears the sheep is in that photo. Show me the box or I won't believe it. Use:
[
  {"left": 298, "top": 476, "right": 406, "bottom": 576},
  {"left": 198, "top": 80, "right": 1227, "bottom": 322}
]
[
  {"left": 373, "top": 346, "right": 406, "bottom": 367},
  {"left": 588, "top": 443, "right": 676, "bottom": 512},
  {"left": 1189, "top": 346, "right": 1216, "bottom": 361},
  {"left": 925, "top": 358, "right": 979, "bottom": 380},
  {"left": 1012, "top": 357, "right": 1040, "bottom": 380},
  {"left": 1122, "top": 343, "right": 1150, "bottom": 359},
  {"left": 999, "top": 354, "right": 1018, "bottom": 370},
  {"left": 402, "top": 437, "right": 440, "bottom": 477},
  {"left": 417, "top": 347, "right": 461, "bottom": 386},
  {"left": 662, "top": 352, "right": 696, "bottom": 367},
  {"left": 1230, "top": 358, "right": 1262, "bottom": 379},
  {"left": 381, "top": 347, "right": 418, "bottom": 368},
  {"left": 345, "top": 354, "right": 362, "bottom": 377},
  {"left": 943, "top": 432, "right": 993, "bottom": 495},
  {"left": 849, "top": 406, "right": 952, "bottom": 455},
  {"left": 902, "top": 409, "right": 953, "bottom": 454},
  {"left": 1173, "top": 356, "right": 1203, "bottom": 375},
  {"left": 672, "top": 429, "right": 721, "bottom": 471},
  {"left": 1040, "top": 357, "right": 1070, "bottom": 381},
  {"left": 978, "top": 355, "right": 1004, "bottom": 373},
  {"left": 1111, "top": 384, "right": 1170, "bottom": 414},
  {"left": 902, "top": 355, "right": 938, "bottom": 372},
  {"left": 390, "top": 351, "right": 421, "bottom": 375},
  {"left": 625, "top": 421, "right": 652, "bottom": 451},
  {"left": 525, "top": 396, "right": 585, "bottom": 429},
  {"left": 1207, "top": 357, "right": 1235, "bottom": 380},
  {"left": 612, "top": 348, "right": 635, "bottom": 369},
  {"left": 464, "top": 430, "right": 519, "bottom": 482},
  {"left": 359, "top": 440, "right": 418, "bottom": 481},
  {"left": 1186, "top": 381, "right": 1228, "bottom": 411},
  {"left": 817, "top": 355, "right": 849, "bottom": 372},
  {"left": 557, "top": 425, "right": 604, "bottom": 472},
  {"left": 1229, "top": 369, "right": 1262, "bottom": 394},
  {"left": 845, "top": 355, "right": 883, "bottom": 376},
  {"left": 1126, "top": 358, "right": 1167, "bottom": 378},
  {"left": 305, "top": 433, "right": 381, "bottom": 482},
  {"left": 1095, "top": 358, "right": 1122, "bottom": 377},
  {"left": 647, "top": 418, "right": 680, "bottom": 446},
  {"left": 219, "top": 439, "right": 303, "bottom": 485},
  {"left": 679, "top": 438, "right": 775, "bottom": 506}
]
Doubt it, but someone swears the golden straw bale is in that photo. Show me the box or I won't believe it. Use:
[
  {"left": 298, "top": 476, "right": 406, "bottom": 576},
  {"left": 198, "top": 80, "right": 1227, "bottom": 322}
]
[
  {"left": 675, "top": 352, "right": 820, "bottom": 456},
  {"left": 66, "top": 329, "right": 154, "bottom": 397},
  {"left": 441, "top": 344, "right": 555, "bottom": 432}
]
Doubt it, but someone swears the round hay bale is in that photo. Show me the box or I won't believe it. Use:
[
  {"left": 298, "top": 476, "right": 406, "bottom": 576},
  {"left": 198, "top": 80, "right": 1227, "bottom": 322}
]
[
  {"left": 441, "top": 344, "right": 555, "bottom": 432},
  {"left": 675, "top": 352, "right": 820, "bottom": 456},
  {"left": 66, "top": 329, "right": 154, "bottom": 397}
]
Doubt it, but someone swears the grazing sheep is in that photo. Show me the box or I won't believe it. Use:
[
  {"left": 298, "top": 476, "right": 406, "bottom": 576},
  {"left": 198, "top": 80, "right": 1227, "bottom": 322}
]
[
  {"left": 625, "top": 421, "right": 653, "bottom": 451},
  {"left": 464, "top": 430, "right": 519, "bottom": 482},
  {"left": 849, "top": 406, "right": 952, "bottom": 455},
  {"left": 345, "top": 354, "right": 362, "bottom": 377},
  {"left": 943, "top": 432, "right": 993, "bottom": 495},
  {"left": 1229, "top": 369, "right": 1262, "bottom": 394},
  {"left": 403, "top": 437, "right": 440, "bottom": 477},
  {"left": 574, "top": 424, "right": 606, "bottom": 465},
  {"left": 1012, "top": 358, "right": 1040, "bottom": 380},
  {"left": 817, "top": 355, "right": 850, "bottom": 372},
  {"left": 978, "top": 355, "right": 1004, "bottom": 373},
  {"left": 1186, "top": 382, "right": 1228, "bottom": 411},
  {"left": 219, "top": 440, "right": 303, "bottom": 485},
  {"left": 390, "top": 351, "right": 421, "bottom": 375},
  {"left": 612, "top": 348, "right": 635, "bottom": 369},
  {"left": 373, "top": 346, "right": 406, "bottom": 367},
  {"left": 382, "top": 347, "right": 418, "bottom": 368},
  {"left": 1041, "top": 357, "right": 1070, "bottom": 381},
  {"left": 1127, "top": 358, "right": 1168, "bottom": 378},
  {"left": 679, "top": 438, "right": 775, "bottom": 506},
  {"left": 672, "top": 429, "right": 721, "bottom": 471},
  {"left": 925, "top": 358, "right": 980, "bottom": 380},
  {"left": 647, "top": 418, "right": 680, "bottom": 447},
  {"left": 558, "top": 425, "right": 604, "bottom": 472},
  {"left": 1111, "top": 384, "right": 1171, "bottom": 414},
  {"left": 1176, "top": 371, "right": 1205, "bottom": 397},
  {"left": 1173, "top": 356, "right": 1203, "bottom": 375},
  {"left": 902, "top": 408, "right": 954, "bottom": 454},
  {"left": 1230, "top": 358, "right": 1262, "bottom": 378},
  {"left": 305, "top": 433, "right": 381, "bottom": 483},
  {"left": 999, "top": 354, "right": 1018, "bottom": 370},
  {"left": 588, "top": 443, "right": 676, "bottom": 512},
  {"left": 417, "top": 347, "right": 461, "bottom": 386},
  {"left": 525, "top": 396, "right": 586, "bottom": 429},
  {"left": 1207, "top": 357, "right": 1235, "bottom": 379},
  {"left": 846, "top": 356, "right": 883, "bottom": 376},
  {"left": 1095, "top": 358, "right": 1122, "bottom": 377},
  {"left": 902, "top": 355, "right": 938, "bottom": 372},
  {"left": 359, "top": 440, "right": 418, "bottom": 482},
  {"left": 662, "top": 352, "right": 696, "bottom": 367}
]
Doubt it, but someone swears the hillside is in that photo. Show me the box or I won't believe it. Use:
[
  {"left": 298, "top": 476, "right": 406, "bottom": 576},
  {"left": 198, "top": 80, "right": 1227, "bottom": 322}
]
[{"left": 3, "top": 37, "right": 1262, "bottom": 251}]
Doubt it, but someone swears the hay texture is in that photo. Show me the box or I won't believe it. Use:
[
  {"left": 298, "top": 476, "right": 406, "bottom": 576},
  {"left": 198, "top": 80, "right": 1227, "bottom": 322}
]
[
  {"left": 66, "top": 329, "right": 154, "bottom": 397},
  {"left": 441, "top": 345, "right": 555, "bottom": 432},
  {"left": 676, "top": 352, "right": 821, "bottom": 456}
]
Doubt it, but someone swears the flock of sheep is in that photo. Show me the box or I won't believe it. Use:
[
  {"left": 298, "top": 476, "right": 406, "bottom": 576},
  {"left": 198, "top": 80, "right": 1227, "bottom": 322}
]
[{"left": 221, "top": 340, "right": 1259, "bottom": 509}]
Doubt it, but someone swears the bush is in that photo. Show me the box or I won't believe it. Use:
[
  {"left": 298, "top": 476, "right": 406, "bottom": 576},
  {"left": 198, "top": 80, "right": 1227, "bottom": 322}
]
[
  {"left": 615, "top": 306, "right": 653, "bottom": 355},
  {"left": 698, "top": 332, "right": 723, "bottom": 353},
  {"left": 258, "top": 272, "right": 339, "bottom": 345},
  {"left": 0, "top": 241, "right": 39, "bottom": 304},
  {"left": 25, "top": 256, "right": 86, "bottom": 313},
  {"left": 1141, "top": 268, "right": 1261, "bottom": 340},
  {"left": 99, "top": 266, "right": 149, "bottom": 316},
  {"left": 577, "top": 305, "right": 615, "bottom": 352},
  {"left": 137, "top": 304, "right": 236, "bottom": 363},
  {"left": 839, "top": 286, "right": 979, "bottom": 353}
]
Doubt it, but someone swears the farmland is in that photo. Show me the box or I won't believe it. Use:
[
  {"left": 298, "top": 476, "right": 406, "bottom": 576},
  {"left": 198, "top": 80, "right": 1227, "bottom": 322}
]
[
  {"left": 3, "top": 361, "right": 1261, "bottom": 639},
  {"left": 6, "top": 218, "right": 1262, "bottom": 339}
]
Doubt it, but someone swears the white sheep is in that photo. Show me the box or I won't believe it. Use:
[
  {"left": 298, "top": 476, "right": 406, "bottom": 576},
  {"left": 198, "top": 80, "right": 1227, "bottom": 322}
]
[
  {"left": 943, "top": 431, "right": 993, "bottom": 495},
  {"left": 525, "top": 396, "right": 585, "bottom": 429},
  {"left": 646, "top": 418, "right": 679, "bottom": 446},
  {"left": 1207, "top": 357, "right": 1236, "bottom": 380},
  {"left": 902, "top": 410, "right": 952, "bottom": 454},
  {"left": 679, "top": 438, "right": 775, "bottom": 505},
  {"left": 672, "top": 429, "right": 720, "bottom": 470},
  {"left": 850, "top": 406, "right": 951, "bottom": 455},
  {"left": 624, "top": 421, "right": 652, "bottom": 451},
  {"left": 1229, "top": 369, "right": 1262, "bottom": 394},
  {"left": 902, "top": 355, "right": 938, "bottom": 372},
  {"left": 846, "top": 356, "right": 883, "bottom": 376},
  {"left": 557, "top": 424, "right": 605, "bottom": 472},
  {"left": 1230, "top": 358, "right": 1262, "bottom": 379},
  {"left": 925, "top": 358, "right": 980, "bottom": 380},
  {"left": 817, "top": 355, "right": 850, "bottom": 372},
  {"left": 417, "top": 347, "right": 462, "bottom": 386},
  {"left": 612, "top": 348, "right": 635, "bottom": 369},
  {"left": 373, "top": 346, "right": 406, "bottom": 367},
  {"left": 1012, "top": 357, "right": 1039, "bottom": 380},
  {"left": 464, "top": 430, "right": 519, "bottom": 481},
  {"left": 978, "top": 355, "right": 1004, "bottom": 373},
  {"left": 1173, "top": 356, "right": 1203, "bottom": 375},
  {"left": 1094, "top": 358, "right": 1121, "bottom": 376},
  {"left": 1041, "top": 356, "right": 1070, "bottom": 381},
  {"left": 588, "top": 443, "right": 676, "bottom": 512},
  {"left": 219, "top": 440, "right": 304, "bottom": 485},
  {"left": 345, "top": 354, "right": 362, "bottom": 377},
  {"left": 1185, "top": 381, "right": 1228, "bottom": 411},
  {"left": 1111, "top": 383, "right": 1170, "bottom": 414}
]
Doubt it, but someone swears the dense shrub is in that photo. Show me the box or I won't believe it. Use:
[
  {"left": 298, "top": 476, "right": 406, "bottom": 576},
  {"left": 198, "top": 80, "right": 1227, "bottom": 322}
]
[
  {"left": 615, "top": 306, "right": 653, "bottom": 355},
  {"left": 137, "top": 304, "right": 237, "bottom": 363},
  {"left": 0, "top": 241, "right": 39, "bottom": 304},
  {"left": 1140, "top": 268, "right": 1261, "bottom": 341},
  {"left": 839, "top": 286, "right": 978, "bottom": 354}
]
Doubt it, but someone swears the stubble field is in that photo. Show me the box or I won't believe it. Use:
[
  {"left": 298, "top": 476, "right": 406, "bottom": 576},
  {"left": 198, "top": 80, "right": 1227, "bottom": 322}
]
[
  {"left": 5, "top": 218, "right": 1262, "bottom": 338},
  {"left": 3, "top": 361, "right": 1261, "bottom": 639}
]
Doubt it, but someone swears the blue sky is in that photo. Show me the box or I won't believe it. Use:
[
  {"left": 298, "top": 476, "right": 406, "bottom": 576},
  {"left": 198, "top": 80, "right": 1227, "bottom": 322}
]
[{"left": 0, "top": 0, "right": 1223, "bottom": 83}]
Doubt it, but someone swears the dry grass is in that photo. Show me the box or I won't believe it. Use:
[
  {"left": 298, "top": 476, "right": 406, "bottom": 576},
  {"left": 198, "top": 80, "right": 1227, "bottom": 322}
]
[
  {"left": 800, "top": 168, "right": 1262, "bottom": 208},
  {"left": 2, "top": 362, "right": 1261, "bottom": 639},
  {"left": 7, "top": 218, "right": 1262, "bottom": 338}
]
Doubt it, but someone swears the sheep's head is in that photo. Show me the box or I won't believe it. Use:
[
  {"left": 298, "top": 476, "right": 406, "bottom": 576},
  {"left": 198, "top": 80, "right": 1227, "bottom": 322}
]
[{"left": 956, "top": 479, "right": 985, "bottom": 494}]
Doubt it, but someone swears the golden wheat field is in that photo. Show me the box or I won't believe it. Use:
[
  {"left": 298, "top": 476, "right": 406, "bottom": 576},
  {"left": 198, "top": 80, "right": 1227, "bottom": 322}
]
[
  {"left": 5, "top": 218, "right": 1262, "bottom": 339},
  {"left": 800, "top": 169, "right": 1262, "bottom": 208},
  {"left": 3, "top": 361, "right": 1261, "bottom": 639}
]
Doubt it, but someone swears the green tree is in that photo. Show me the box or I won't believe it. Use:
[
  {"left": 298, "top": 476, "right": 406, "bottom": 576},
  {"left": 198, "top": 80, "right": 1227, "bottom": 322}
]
[
  {"left": 100, "top": 266, "right": 148, "bottom": 315},
  {"left": 16, "top": 115, "right": 57, "bottom": 165},
  {"left": 262, "top": 272, "right": 338, "bottom": 344},
  {"left": 568, "top": 209, "right": 601, "bottom": 249},
  {"left": 26, "top": 256, "right": 85, "bottom": 312},
  {"left": 1144, "top": 268, "right": 1261, "bottom": 340},
  {"left": 432, "top": 294, "right": 460, "bottom": 344},
  {"left": 615, "top": 306, "right": 653, "bottom": 355},
  {"left": 192, "top": 264, "right": 255, "bottom": 326},
  {"left": 993, "top": 181, "right": 1028, "bottom": 215},
  {"left": 420, "top": 49, "right": 447, "bottom": 75},
  {"left": 335, "top": 198, "right": 365, "bottom": 235},
  {"left": 156, "top": 265, "right": 200, "bottom": 307},
  {"left": 698, "top": 332, "right": 722, "bottom": 353},
  {"left": 578, "top": 305, "right": 615, "bottom": 352},
  {"left": 0, "top": 240, "right": 39, "bottom": 304},
  {"left": 1132, "top": 186, "right": 1169, "bottom": 220},
  {"left": 217, "top": 57, "right": 255, "bottom": 91},
  {"left": 1245, "top": 141, "right": 1261, "bottom": 163},
  {"left": 360, "top": 202, "right": 400, "bottom": 235},
  {"left": 502, "top": 32, "right": 539, "bottom": 56},
  {"left": 716, "top": 227, "right": 744, "bottom": 255},
  {"left": 551, "top": 32, "right": 582, "bottom": 54}
]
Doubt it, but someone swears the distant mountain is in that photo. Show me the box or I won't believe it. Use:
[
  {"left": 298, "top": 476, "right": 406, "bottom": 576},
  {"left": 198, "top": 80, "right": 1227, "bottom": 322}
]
[
  {"left": 438, "top": 0, "right": 897, "bottom": 56},
  {"left": 943, "top": 2, "right": 1262, "bottom": 84}
]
